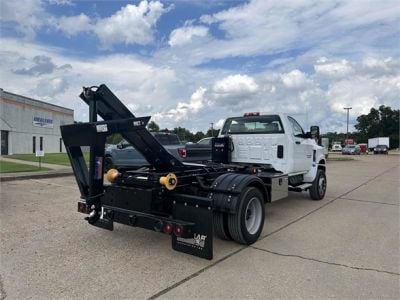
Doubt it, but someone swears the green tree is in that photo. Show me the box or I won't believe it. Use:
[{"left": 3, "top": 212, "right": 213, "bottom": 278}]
[
  {"left": 173, "top": 126, "right": 195, "bottom": 142},
  {"left": 106, "top": 133, "right": 123, "bottom": 145},
  {"left": 355, "top": 105, "right": 399, "bottom": 148},
  {"left": 206, "top": 128, "right": 220, "bottom": 137},
  {"left": 147, "top": 121, "right": 160, "bottom": 131},
  {"left": 193, "top": 131, "right": 206, "bottom": 141}
]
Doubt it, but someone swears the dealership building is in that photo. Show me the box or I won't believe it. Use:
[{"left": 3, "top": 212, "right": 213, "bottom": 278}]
[{"left": 0, "top": 88, "right": 74, "bottom": 155}]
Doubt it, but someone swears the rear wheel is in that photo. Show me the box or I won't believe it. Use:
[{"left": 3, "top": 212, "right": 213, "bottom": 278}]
[
  {"left": 228, "top": 187, "right": 265, "bottom": 245},
  {"left": 213, "top": 212, "right": 231, "bottom": 240},
  {"left": 309, "top": 169, "right": 327, "bottom": 200}
]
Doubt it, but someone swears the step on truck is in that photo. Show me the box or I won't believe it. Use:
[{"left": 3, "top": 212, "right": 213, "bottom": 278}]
[{"left": 61, "top": 85, "right": 327, "bottom": 260}]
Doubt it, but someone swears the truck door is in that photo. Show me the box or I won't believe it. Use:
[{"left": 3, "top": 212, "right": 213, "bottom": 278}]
[{"left": 287, "top": 116, "right": 312, "bottom": 173}]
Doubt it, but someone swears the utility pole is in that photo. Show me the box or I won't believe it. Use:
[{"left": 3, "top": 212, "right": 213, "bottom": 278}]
[
  {"left": 343, "top": 107, "right": 352, "bottom": 143},
  {"left": 210, "top": 122, "right": 214, "bottom": 137}
]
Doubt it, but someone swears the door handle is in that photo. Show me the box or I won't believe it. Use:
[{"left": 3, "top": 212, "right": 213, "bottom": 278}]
[{"left": 295, "top": 141, "right": 301, "bottom": 144}]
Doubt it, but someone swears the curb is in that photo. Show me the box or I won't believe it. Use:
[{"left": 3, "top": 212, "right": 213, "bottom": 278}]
[{"left": 0, "top": 169, "right": 73, "bottom": 182}]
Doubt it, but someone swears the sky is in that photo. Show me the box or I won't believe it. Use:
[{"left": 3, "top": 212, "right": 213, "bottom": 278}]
[{"left": 0, "top": 0, "right": 399, "bottom": 134}]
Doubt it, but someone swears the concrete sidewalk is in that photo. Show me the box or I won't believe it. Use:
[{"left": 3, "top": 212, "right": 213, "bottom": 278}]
[{"left": 0, "top": 156, "right": 72, "bottom": 181}]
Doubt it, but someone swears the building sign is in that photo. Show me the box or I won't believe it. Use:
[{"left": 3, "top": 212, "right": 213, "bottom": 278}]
[
  {"left": 36, "top": 150, "right": 45, "bottom": 157},
  {"left": 33, "top": 116, "right": 53, "bottom": 128}
]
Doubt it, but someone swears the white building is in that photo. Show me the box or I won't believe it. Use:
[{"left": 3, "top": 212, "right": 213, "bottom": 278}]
[{"left": 0, "top": 88, "right": 74, "bottom": 155}]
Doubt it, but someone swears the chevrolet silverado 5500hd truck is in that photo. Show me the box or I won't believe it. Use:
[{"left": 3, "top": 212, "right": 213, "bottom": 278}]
[{"left": 61, "top": 85, "right": 327, "bottom": 260}]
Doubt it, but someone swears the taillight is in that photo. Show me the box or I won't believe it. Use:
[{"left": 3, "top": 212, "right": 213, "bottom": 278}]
[
  {"left": 177, "top": 147, "right": 187, "bottom": 158},
  {"left": 174, "top": 224, "right": 184, "bottom": 237},
  {"left": 244, "top": 112, "right": 260, "bottom": 116},
  {"left": 163, "top": 223, "right": 173, "bottom": 234}
]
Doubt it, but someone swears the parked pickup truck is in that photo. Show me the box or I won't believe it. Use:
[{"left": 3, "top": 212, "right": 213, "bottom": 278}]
[
  {"left": 104, "top": 132, "right": 187, "bottom": 171},
  {"left": 185, "top": 137, "right": 212, "bottom": 162}
]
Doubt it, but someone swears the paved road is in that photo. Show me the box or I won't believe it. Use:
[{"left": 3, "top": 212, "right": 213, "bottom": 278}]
[{"left": 0, "top": 154, "right": 399, "bottom": 299}]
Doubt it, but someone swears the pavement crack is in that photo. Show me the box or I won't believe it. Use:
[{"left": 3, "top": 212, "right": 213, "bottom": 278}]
[
  {"left": 147, "top": 246, "right": 246, "bottom": 300},
  {"left": 0, "top": 274, "right": 7, "bottom": 300},
  {"left": 250, "top": 246, "right": 400, "bottom": 276},
  {"left": 338, "top": 197, "right": 399, "bottom": 206}
]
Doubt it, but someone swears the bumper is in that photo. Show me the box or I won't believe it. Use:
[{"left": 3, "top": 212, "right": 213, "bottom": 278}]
[{"left": 77, "top": 198, "right": 214, "bottom": 260}]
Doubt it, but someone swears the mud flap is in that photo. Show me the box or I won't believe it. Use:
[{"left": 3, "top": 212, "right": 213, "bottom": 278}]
[{"left": 172, "top": 202, "right": 213, "bottom": 260}]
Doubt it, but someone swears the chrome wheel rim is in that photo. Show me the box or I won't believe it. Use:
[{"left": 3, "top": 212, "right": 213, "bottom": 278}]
[
  {"left": 318, "top": 176, "right": 326, "bottom": 196},
  {"left": 245, "top": 197, "right": 262, "bottom": 234}
]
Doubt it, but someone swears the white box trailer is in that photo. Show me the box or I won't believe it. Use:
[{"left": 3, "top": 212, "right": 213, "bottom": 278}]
[{"left": 368, "top": 137, "right": 389, "bottom": 150}]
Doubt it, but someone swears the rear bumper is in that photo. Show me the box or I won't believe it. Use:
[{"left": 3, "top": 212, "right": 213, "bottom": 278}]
[{"left": 77, "top": 197, "right": 214, "bottom": 259}]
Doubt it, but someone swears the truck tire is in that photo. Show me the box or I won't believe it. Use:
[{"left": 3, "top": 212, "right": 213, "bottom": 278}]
[
  {"left": 104, "top": 156, "right": 115, "bottom": 173},
  {"left": 309, "top": 169, "right": 327, "bottom": 200},
  {"left": 213, "top": 212, "right": 231, "bottom": 240},
  {"left": 228, "top": 187, "right": 265, "bottom": 245}
]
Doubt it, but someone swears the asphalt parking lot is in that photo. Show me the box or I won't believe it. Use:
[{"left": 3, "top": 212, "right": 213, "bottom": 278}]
[{"left": 1, "top": 154, "right": 399, "bottom": 299}]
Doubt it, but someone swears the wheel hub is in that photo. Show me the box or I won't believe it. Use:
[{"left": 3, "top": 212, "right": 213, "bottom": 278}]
[
  {"left": 244, "top": 197, "right": 262, "bottom": 235},
  {"left": 318, "top": 177, "right": 326, "bottom": 195}
]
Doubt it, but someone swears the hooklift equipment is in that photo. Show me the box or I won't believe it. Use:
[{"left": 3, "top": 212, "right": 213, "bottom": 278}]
[{"left": 61, "top": 85, "right": 297, "bottom": 259}]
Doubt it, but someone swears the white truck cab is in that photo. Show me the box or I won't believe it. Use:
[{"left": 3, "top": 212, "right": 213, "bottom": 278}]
[{"left": 218, "top": 112, "right": 326, "bottom": 199}]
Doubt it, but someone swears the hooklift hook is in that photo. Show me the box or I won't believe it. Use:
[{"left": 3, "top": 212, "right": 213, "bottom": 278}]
[{"left": 159, "top": 173, "right": 178, "bottom": 190}]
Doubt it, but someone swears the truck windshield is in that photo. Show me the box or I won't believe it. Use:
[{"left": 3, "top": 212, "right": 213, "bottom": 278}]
[
  {"left": 153, "top": 133, "right": 181, "bottom": 145},
  {"left": 221, "top": 115, "right": 284, "bottom": 134}
]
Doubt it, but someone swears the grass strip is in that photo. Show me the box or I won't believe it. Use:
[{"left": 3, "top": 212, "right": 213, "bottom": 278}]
[
  {"left": 5, "top": 152, "right": 89, "bottom": 166},
  {"left": 0, "top": 161, "right": 50, "bottom": 173}
]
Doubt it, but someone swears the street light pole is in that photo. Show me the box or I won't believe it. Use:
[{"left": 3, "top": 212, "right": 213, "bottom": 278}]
[
  {"left": 210, "top": 122, "right": 214, "bottom": 137},
  {"left": 343, "top": 107, "right": 352, "bottom": 143}
]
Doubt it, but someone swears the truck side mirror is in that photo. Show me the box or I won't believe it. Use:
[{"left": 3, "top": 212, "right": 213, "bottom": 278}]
[{"left": 310, "top": 126, "right": 320, "bottom": 139}]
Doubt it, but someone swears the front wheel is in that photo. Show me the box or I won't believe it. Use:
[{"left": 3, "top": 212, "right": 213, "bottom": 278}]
[
  {"left": 309, "top": 169, "right": 327, "bottom": 200},
  {"left": 228, "top": 187, "right": 265, "bottom": 245}
]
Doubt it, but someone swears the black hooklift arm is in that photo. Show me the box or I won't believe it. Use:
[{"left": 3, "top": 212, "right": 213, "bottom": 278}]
[{"left": 80, "top": 84, "right": 185, "bottom": 171}]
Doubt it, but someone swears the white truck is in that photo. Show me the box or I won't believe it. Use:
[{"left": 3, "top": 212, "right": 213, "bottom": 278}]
[
  {"left": 62, "top": 85, "right": 328, "bottom": 259},
  {"left": 368, "top": 137, "right": 389, "bottom": 150},
  {"left": 217, "top": 112, "right": 327, "bottom": 201},
  {"left": 332, "top": 141, "right": 342, "bottom": 152}
]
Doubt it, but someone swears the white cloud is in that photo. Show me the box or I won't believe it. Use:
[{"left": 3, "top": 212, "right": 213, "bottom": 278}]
[
  {"left": 327, "top": 75, "right": 400, "bottom": 116},
  {"left": 213, "top": 74, "right": 258, "bottom": 95},
  {"left": 164, "top": 87, "right": 207, "bottom": 121},
  {"left": 168, "top": 24, "right": 209, "bottom": 47},
  {"left": 47, "top": 0, "right": 72, "bottom": 5},
  {"left": 57, "top": 14, "right": 92, "bottom": 36},
  {"left": 156, "top": 0, "right": 400, "bottom": 67},
  {"left": 2, "top": 0, "right": 172, "bottom": 47},
  {"left": 314, "top": 59, "right": 354, "bottom": 78},
  {"left": 1, "top": 36, "right": 398, "bottom": 134},
  {"left": 281, "top": 70, "right": 312, "bottom": 89},
  {"left": 2, "top": 0, "right": 400, "bottom": 138},
  {"left": 0, "top": 0, "right": 45, "bottom": 38},
  {"left": 0, "top": 38, "right": 183, "bottom": 124},
  {"left": 93, "top": 1, "right": 171, "bottom": 48}
]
